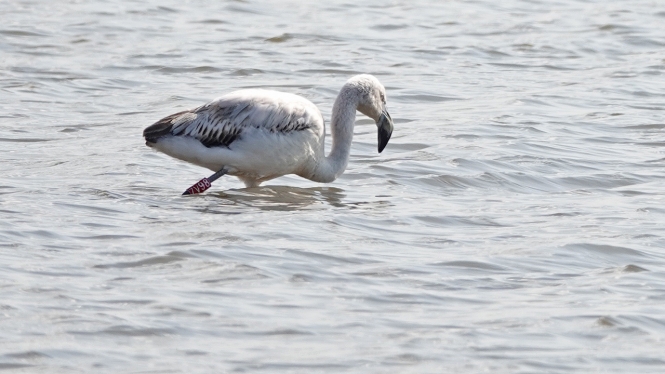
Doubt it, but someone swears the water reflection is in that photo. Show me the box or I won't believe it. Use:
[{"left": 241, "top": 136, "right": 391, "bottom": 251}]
[{"left": 193, "top": 185, "right": 348, "bottom": 211}]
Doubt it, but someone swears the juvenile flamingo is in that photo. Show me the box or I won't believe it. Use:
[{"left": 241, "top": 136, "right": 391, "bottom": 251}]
[{"left": 143, "top": 74, "right": 393, "bottom": 194}]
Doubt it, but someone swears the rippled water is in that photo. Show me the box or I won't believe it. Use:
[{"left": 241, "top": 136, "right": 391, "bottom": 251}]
[{"left": 2, "top": 0, "right": 665, "bottom": 372}]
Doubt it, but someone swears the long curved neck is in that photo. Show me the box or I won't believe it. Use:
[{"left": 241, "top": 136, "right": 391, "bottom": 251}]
[{"left": 310, "top": 89, "right": 358, "bottom": 182}]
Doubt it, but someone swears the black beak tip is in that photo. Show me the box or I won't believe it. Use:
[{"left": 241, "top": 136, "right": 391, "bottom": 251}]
[
  {"left": 378, "top": 128, "right": 392, "bottom": 153},
  {"left": 377, "top": 110, "right": 394, "bottom": 153}
]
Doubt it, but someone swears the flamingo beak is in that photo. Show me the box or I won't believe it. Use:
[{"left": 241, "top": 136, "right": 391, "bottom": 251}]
[{"left": 377, "top": 109, "right": 393, "bottom": 153}]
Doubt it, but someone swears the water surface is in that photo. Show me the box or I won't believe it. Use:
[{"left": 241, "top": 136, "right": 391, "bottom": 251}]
[{"left": 2, "top": 0, "right": 665, "bottom": 372}]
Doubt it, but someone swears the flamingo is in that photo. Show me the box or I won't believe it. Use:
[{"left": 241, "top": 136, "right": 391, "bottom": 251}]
[{"left": 143, "top": 74, "right": 393, "bottom": 194}]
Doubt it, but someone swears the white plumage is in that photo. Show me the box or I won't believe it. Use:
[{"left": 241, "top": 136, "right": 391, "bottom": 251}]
[{"left": 143, "top": 74, "right": 393, "bottom": 192}]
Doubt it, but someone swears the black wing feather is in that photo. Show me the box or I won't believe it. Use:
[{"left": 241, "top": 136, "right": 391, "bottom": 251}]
[{"left": 144, "top": 94, "right": 314, "bottom": 148}]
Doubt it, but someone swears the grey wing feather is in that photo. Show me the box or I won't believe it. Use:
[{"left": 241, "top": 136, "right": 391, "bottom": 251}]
[{"left": 144, "top": 93, "right": 315, "bottom": 148}]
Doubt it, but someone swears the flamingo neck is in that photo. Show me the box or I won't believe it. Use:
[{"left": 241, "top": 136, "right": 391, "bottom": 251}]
[{"left": 309, "top": 90, "right": 358, "bottom": 182}]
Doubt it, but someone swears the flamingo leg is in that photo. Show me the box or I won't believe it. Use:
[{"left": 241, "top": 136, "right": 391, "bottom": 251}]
[{"left": 182, "top": 168, "right": 228, "bottom": 195}]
